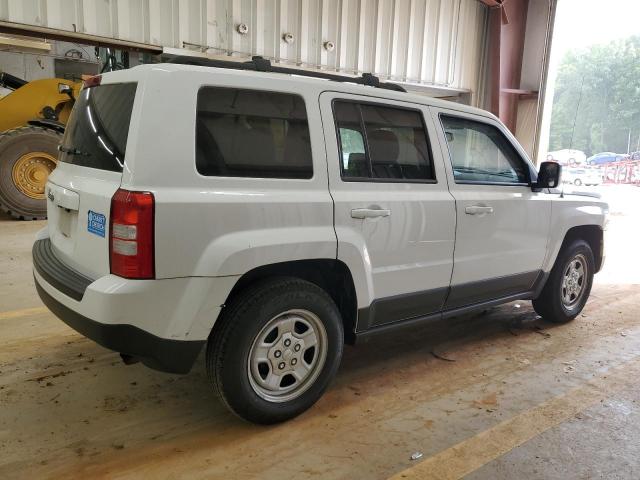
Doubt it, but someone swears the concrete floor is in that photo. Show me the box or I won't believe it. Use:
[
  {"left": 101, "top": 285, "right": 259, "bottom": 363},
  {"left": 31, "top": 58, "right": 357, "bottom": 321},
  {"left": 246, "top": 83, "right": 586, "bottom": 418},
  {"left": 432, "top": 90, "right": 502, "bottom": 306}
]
[{"left": 0, "top": 185, "right": 639, "bottom": 480}]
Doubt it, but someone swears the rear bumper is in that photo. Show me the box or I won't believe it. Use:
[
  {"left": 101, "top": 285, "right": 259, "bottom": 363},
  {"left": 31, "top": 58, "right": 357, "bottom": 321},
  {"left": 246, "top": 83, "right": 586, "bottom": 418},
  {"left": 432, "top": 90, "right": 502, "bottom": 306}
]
[
  {"left": 32, "top": 237, "right": 237, "bottom": 374},
  {"left": 33, "top": 238, "right": 92, "bottom": 301},
  {"left": 35, "top": 279, "right": 204, "bottom": 373}
]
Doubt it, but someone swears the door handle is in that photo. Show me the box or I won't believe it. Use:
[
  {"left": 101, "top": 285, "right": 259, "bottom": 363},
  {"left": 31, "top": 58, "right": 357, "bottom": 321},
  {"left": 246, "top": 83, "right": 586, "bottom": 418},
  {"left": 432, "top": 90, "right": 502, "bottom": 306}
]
[
  {"left": 351, "top": 208, "right": 391, "bottom": 219},
  {"left": 465, "top": 205, "right": 494, "bottom": 215}
]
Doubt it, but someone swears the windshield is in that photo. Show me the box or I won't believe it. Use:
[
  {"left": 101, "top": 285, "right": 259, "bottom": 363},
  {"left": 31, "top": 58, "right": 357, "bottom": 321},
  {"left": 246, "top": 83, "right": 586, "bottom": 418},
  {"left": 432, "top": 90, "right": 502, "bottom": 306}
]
[{"left": 59, "top": 83, "right": 137, "bottom": 172}]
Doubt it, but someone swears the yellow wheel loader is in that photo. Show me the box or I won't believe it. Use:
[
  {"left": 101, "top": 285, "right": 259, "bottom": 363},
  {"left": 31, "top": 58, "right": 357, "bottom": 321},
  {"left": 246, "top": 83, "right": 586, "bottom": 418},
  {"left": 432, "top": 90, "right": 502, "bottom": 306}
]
[{"left": 0, "top": 72, "right": 82, "bottom": 219}]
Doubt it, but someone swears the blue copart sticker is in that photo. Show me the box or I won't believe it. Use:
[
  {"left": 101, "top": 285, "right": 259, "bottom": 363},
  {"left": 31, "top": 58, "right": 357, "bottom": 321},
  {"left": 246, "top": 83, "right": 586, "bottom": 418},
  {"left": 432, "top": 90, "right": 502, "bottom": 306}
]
[{"left": 87, "top": 210, "right": 106, "bottom": 237}]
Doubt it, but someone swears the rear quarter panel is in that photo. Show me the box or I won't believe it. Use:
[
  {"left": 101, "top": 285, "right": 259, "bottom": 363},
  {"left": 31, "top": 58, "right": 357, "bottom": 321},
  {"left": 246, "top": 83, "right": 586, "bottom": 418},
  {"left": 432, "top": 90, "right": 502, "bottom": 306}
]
[{"left": 122, "top": 66, "right": 336, "bottom": 279}]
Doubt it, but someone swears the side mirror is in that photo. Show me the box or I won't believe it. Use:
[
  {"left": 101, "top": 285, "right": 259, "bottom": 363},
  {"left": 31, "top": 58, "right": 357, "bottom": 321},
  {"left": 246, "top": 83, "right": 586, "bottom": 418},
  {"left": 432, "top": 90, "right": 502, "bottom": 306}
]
[{"left": 535, "top": 161, "right": 561, "bottom": 189}]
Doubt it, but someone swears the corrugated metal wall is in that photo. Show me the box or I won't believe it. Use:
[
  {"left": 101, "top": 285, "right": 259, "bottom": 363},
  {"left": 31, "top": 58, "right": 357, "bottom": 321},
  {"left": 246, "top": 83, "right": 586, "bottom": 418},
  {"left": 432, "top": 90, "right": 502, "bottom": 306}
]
[{"left": 1, "top": 0, "right": 487, "bottom": 93}]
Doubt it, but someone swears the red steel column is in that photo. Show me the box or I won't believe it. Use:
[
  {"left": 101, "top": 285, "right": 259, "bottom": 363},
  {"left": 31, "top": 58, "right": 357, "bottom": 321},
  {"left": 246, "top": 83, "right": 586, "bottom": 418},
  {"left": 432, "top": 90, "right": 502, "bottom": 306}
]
[{"left": 481, "top": 0, "right": 530, "bottom": 133}]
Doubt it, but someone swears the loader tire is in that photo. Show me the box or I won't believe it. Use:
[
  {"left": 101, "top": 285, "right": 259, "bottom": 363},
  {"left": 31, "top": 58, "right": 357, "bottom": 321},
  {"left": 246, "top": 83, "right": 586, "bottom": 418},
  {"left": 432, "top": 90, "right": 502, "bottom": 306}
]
[{"left": 0, "top": 126, "right": 61, "bottom": 220}]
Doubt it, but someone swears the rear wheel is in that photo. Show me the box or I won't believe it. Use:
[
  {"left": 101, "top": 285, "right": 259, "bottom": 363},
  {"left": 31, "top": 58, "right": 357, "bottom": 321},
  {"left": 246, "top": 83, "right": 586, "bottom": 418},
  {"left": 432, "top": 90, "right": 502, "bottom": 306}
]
[
  {"left": 206, "top": 278, "right": 344, "bottom": 424},
  {"left": 574, "top": 178, "right": 583, "bottom": 186},
  {"left": 533, "top": 239, "right": 595, "bottom": 323},
  {"left": 0, "top": 126, "right": 61, "bottom": 220}
]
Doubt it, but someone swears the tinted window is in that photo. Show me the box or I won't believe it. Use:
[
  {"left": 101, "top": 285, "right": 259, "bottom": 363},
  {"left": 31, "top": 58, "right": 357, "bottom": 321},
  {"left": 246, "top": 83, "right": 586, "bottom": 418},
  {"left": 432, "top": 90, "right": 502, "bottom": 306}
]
[
  {"left": 334, "top": 101, "right": 435, "bottom": 181},
  {"left": 196, "top": 88, "right": 312, "bottom": 179},
  {"left": 60, "top": 83, "right": 137, "bottom": 172},
  {"left": 334, "top": 102, "right": 369, "bottom": 178},
  {"left": 441, "top": 116, "right": 529, "bottom": 184}
]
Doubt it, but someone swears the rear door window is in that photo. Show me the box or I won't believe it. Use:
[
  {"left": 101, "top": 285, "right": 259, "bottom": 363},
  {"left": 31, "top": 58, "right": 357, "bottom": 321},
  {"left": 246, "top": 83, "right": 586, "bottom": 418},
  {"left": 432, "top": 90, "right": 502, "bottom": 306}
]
[
  {"left": 333, "top": 100, "right": 435, "bottom": 182},
  {"left": 196, "top": 87, "right": 312, "bottom": 179},
  {"left": 59, "top": 83, "right": 137, "bottom": 172},
  {"left": 334, "top": 102, "right": 369, "bottom": 178}
]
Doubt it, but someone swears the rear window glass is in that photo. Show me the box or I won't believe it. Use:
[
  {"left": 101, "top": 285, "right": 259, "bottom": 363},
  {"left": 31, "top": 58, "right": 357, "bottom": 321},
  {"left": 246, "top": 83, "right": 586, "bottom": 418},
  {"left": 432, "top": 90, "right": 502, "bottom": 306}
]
[
  {"left": 59, "top": 83, "right": 137, "bottom": 172},
  {"left": 196, "top": 87, "right": 312, "bottom": 179}
]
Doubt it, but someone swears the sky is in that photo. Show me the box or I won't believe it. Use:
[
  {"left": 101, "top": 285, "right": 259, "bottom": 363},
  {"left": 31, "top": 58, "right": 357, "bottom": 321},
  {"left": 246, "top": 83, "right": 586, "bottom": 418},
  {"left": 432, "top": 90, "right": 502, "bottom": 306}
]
[
  {"left": 553, "top": 0, "right": 640, "bottom": 56},
  {"left": 537, "top": 0, "right": 640, "bottom": 159}
]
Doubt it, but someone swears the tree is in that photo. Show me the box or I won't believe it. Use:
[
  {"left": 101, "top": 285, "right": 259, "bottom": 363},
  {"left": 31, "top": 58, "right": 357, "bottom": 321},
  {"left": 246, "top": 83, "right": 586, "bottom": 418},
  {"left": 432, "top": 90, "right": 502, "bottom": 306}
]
[{"left": 549, "top": 36, "right": 640, "bottom": 156}]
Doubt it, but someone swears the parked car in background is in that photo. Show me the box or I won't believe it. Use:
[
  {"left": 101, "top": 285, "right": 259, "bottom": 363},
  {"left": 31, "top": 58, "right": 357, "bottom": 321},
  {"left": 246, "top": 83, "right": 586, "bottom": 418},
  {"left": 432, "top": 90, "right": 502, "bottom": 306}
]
[
  {"left": 562, "top": 167, "right": 602, "bottom": 186},
  {"left": 587, "top": 152, "right": 628, "bottom": 165},
  {"left": 630, "top": 151, "right": 640, "bottom": 161},
  {"left": 546, "top": 149, "right": 586, "bottom": 166}
]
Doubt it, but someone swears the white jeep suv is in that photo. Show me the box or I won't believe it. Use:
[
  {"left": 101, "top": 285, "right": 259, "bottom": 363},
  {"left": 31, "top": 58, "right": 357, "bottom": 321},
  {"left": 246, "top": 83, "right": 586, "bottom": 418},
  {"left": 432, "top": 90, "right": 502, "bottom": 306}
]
[{"left": 33, "top": 57, "right": 607, "bottom": 424}]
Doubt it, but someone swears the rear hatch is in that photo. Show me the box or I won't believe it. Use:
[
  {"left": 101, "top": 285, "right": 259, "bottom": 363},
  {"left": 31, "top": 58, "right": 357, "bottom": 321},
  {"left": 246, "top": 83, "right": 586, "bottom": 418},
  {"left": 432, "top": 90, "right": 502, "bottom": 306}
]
[{"left": 46, "top": 80, "right": 137, "bottom": 279}]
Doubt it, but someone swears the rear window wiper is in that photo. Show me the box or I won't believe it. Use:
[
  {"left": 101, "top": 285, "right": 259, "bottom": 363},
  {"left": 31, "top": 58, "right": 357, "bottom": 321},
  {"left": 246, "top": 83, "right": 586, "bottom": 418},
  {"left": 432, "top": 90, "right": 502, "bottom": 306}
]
[{"left": 58, "top": 145, "right": 91, "bottom": 156}]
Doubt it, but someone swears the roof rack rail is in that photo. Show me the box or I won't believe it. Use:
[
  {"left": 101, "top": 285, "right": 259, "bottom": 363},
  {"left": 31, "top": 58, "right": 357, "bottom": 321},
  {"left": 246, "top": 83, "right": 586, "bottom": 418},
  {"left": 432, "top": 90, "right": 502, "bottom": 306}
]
[{"left": 167, "top": 55, "right": 407, "bottom": 93}]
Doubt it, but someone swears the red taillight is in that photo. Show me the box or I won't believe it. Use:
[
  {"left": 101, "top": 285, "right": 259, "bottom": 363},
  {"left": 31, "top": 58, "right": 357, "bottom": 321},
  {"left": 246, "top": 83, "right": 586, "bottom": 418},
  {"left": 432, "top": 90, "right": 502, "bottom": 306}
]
[
  {"left": 83, "top": 75, "right": 102, "bottom": 88},
  {"left": 109, "top": 189, "right": 155, "bottom": 279}
]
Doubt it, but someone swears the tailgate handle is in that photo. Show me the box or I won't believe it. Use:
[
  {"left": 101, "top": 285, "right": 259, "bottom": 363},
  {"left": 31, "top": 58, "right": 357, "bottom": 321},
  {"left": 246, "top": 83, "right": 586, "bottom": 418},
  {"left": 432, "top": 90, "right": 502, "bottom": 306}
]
[{"left": 48, "top": 186, "right": 79, "bottom": 211}]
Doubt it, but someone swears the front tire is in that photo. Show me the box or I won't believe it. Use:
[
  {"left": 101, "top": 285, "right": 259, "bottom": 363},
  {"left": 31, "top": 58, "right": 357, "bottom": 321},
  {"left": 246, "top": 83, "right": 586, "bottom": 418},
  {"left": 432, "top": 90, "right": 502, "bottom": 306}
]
[
  {"left": 206, "top": 278, "right": 344, "bottom": 424},
  {"left": 574, "top": 178, "right": 583, "bottom": 186},
  {"left": 533, "top": 239, "right": 595, "bottom": 323}
]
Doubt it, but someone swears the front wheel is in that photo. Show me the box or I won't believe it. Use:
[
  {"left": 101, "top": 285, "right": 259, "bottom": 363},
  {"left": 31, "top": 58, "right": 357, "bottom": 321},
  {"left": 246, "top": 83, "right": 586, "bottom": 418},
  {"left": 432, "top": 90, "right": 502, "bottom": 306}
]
[
  {"left": 533, "top": 239, "right": 595, "bottom": 323},
  {"left": 574, "top": 178, "right": 583, "bottom": 186},
  {"left": 206, "top": 278, "right": 344, "bottom": 424}
]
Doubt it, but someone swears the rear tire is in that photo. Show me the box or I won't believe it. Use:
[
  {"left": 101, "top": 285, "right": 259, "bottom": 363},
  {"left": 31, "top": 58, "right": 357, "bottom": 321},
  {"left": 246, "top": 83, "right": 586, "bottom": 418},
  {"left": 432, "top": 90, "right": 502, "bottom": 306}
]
[
  {"left": 533, "top": 239, "right": 595, "bottom": 323},
  {"left": 206, "top": 278, "right": 344, "bottom": 424},
  {"left": 574, "top": 178, "right": 582, "bottom": 186},
  {"left": 0, "top": 126, "right": 61, "bottom": 220}
]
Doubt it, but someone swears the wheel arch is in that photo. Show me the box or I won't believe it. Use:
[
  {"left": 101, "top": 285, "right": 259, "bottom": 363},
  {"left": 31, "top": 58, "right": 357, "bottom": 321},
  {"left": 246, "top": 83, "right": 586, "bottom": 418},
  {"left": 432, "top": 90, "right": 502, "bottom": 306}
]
[
  {"left": 220, "top": 259, "right": 359, "bottom": 344},
  {"left": 557, "top": 225, "right": 604, "bottom": 273}
]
